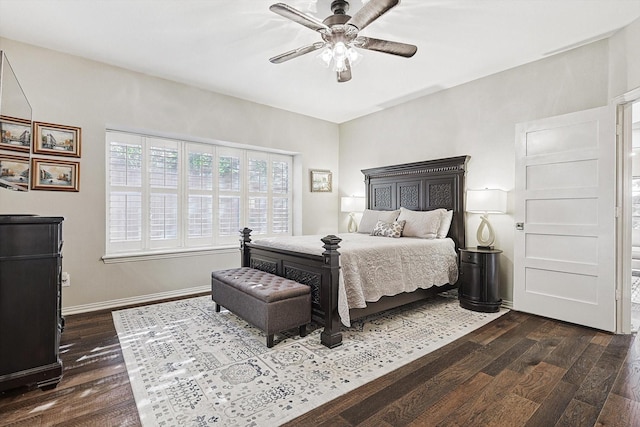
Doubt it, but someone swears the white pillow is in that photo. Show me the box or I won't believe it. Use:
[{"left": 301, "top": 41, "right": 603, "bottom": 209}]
[
  {"left": 437, "top": 210, "right": 453, "bottom": 239},
  {"left": 358, "top": 209, "right": 400, "bottom": 234},
  {"left": 397, "top": 207, "right": 442, "bottom": 239}
]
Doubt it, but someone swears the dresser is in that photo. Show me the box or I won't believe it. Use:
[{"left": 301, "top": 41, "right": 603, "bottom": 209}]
[
  {"left": 458, "top": 247, "right": 502, "bottom": 313},
  {"left": 0, "top": 215, "right": 64, "bottom": 392}
]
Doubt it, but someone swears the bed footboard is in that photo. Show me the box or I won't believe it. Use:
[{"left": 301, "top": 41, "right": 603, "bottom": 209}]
[{"left": 240, "top": 228, "right": 343, "bottom": 348}]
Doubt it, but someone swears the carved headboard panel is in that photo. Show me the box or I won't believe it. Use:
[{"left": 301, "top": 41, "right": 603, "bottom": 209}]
[{"left": 361, "top": 156, "right": 469, "bottom": 250}]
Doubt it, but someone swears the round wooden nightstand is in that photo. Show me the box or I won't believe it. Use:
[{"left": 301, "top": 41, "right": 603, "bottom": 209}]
[{"left": 458, "top": 247, "right": 502, "bottom": 313}]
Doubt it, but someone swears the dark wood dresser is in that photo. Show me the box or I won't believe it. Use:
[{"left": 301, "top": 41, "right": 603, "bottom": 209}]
[{"left": 0, "top": 215, "right": 64, "bottom": 392}]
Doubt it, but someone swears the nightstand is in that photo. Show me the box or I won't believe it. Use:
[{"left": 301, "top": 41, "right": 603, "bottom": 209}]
[{"left": 458, "top": 248, "right": 502, "bottom": 313}]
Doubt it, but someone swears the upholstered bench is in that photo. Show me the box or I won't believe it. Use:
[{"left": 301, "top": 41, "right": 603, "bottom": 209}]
[{"left": 211, "top": 267, "right": 311, "bottom": 348}]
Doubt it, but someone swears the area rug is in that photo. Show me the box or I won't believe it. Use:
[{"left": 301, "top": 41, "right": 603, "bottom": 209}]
[
  {"left": 112, "top": 294, "right": 507, "bottom": 427},
  {"left": 633, "top": 275, "right": 640, "bottom": 304}
]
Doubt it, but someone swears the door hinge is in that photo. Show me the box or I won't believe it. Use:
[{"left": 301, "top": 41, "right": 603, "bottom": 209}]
[
  {"left": 615, "top": 207, "right": 621, "bottom": 218},
  {"left": 616, "top": 124, "right": 623, "bottom": 136},
  {"left": 616, "top": 288, "right": 622, "bottom": 301}
]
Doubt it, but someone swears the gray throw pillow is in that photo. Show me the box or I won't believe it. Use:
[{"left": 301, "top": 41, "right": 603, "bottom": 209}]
[{"left": 371, "top": 220, "right": 406, "bottom": 238}]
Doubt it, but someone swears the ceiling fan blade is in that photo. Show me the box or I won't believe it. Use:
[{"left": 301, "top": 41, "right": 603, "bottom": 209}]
[
  {"left": 269, "top": 42, "right": 325, "bottom": 64},
  {"left": 269, "top": 3, "right": 330, "bottom": 33},
  {"left": 347, "top": 0, "right": 400, "bottom": 31},
  {"left": 337, "top": 59, "right": 352, "bottom": 83},
  {"left": 355, "top": 36, "right": 417, "bottom": 57}
]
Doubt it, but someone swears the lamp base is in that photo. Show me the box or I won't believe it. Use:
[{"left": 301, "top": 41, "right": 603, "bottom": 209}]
[
  {"left": 476, "top": 215, "right": 496, "bottom": 249},
  {"left": 347, "top": 213, "right": 358, "bottom": 233}
]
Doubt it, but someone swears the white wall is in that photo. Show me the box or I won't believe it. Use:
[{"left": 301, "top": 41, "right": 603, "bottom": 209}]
[
  {"left": 0, "top": 37, "right": 340, "bottom": 311},
  {"left": 338, "top": 39, "right": 613, "bottom": 304},
  {"left": 1, "top": 15, "right": 639, "bottom": 312},
  {"left": 609, "top": 17, "right": 640, "bottom": 99}
]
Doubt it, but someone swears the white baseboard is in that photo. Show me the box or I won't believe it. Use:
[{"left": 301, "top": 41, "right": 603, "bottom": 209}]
[
  {"left": 61, "top": 285, "right": 210, "bottom": 315},
  {"left": 501, "top": 299, "right": 514, "bottom": 309}
]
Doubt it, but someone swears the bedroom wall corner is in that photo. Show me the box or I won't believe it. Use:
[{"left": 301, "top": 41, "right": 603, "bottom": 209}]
[
  {"left": 0, "top": 37, "right": 340, "bottom": 312},
  {"left": 338, "top": 39, "right": 612, "bottom": 305}
]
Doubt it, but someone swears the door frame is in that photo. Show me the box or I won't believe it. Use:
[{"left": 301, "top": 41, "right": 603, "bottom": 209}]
[{"left": 614, "top": 86, "right": 640, "bottom": 334}]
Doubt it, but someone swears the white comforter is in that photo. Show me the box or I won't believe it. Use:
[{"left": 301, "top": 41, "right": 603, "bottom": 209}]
[{"left": 251, "top": 233, "right": 459, "bottom": 326}]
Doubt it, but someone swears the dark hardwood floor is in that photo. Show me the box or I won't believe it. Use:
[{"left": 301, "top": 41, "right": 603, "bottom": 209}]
[{"left": 1, "top": 299, "right": 639, "bottom": 426}]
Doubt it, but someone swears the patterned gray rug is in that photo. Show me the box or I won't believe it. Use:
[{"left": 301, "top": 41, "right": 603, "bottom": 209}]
[
  {"left": 633, "top": 275, "right": 640, "bottom": 305},
  {"left": 112, "top": 294, "right": 507, "bottom": 427}
]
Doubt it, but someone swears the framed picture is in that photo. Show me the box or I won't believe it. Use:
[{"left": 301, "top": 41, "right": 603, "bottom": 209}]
[
  {"left": 0, "top": 116, "right": 31, "bottom": 152},
  {"left": 31, "top": 157, "right": 79, "bottom": 191},
  {"left": 310, "top": 169, "right": 332, "bottom": 192},
  {"left": 0, "top": 154, "right": 30, "bottom": 190},
  {"left": 33, "top": 121, "right": 81, "bottom": 157}
]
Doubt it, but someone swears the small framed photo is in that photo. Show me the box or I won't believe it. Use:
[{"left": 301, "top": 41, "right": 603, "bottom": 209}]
[
  {"left": 0, "top": 116, "right": 31, "bottom": 152},
  {"left": 310, "top": 169, "right": 332, "bottom": 192},
  {"left": 0, "top": 154, "right": 30, "bottom": 190},
  {"left": 31, "top": 157, "right": 79, "bottom": 192},
  {"left": 33, "top": 121, "right": 81, "bottom": 157}
]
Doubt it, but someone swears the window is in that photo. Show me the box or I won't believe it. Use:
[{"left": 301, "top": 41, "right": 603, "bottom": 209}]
[{"left": 106, "top": 131, "right": 292, "bottom": 255}]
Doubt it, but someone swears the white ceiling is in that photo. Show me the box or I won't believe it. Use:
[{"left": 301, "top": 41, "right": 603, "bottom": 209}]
[{"left": 1, "top": 0, "right": 639, "bottom": 123}]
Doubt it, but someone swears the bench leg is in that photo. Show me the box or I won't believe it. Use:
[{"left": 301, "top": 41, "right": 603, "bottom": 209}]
[
  {"left": 299, "top": 324, "right": 307, "bottom": 337},
  {"left": 267, "top": 334, "right": 274, "bottom": 348},
  {"left": 214, "top": 302, "right": 221, "bottom": 312}
]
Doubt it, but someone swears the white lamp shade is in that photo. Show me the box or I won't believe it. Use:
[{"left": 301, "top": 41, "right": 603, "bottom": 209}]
[
  {"left": 341, "top": 196, "right": 366, "bottom": 213},
  {"left": 466, "top": 189, "right": 507, "bottom": 213}
]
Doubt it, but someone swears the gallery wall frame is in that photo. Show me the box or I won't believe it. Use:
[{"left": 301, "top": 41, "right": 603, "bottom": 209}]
[
  {"left": 31, "top": 157, "right": 80, "bottom": 192},
  {"left": 33, "top": 121, "right": 81, "bottom": 157},
  {"left": 0, "top": 115, "right": 31, "bottom": 152},
  {"left": 0, "top": 153, "right": 30, "bottom": 190},
  {"left": 310, "top": 169, "right": 332, "bottom": 192}
]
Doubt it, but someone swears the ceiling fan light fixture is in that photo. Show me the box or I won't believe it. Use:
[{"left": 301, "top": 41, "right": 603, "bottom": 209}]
[
  {"left": 347, "top": 46, "right": 360, "bottom": 63},
  {"left": 319, "top": 45, "right": 334, "bottom": 67},
  {"left": 318, "top": 42, "right": 362, "bottom": 72}
]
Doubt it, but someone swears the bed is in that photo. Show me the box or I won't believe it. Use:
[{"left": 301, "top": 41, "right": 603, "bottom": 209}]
[{"left": 240, "top": 155, "right": 469, "bottom": 348}]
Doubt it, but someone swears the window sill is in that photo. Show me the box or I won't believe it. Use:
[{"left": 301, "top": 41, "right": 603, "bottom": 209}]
[{"left": 102, "top": 245, "right": 239, "bottom": 264}]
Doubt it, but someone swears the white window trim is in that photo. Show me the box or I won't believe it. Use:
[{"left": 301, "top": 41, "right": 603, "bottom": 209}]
[
  {"left": 104, "top": 129, "right": 295, "bottom": 261},
  {"left": 102, "top": 245, "right": 238, "bottom": 264}
]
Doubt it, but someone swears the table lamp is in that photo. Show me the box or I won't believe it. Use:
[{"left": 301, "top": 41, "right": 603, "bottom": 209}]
[
  {"left": 466, "top": 189, "right": 507, "bottom": 249},
  {"left": 341, "top": 196, "right": 366, "bottom": 232}
]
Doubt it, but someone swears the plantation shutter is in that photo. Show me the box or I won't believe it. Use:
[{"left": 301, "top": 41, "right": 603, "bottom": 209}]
[
  {"left": 107, "top": 133, "right": 143, "bottom": 253},
  {"left": 186, "top": 143, "right": 215, "bottom": 246},
  {"left": 218, "top": 147, "right": 242, "bottom": 243},
  {"left": 148, "top": 138, "right": 180, "bottom": 249}
]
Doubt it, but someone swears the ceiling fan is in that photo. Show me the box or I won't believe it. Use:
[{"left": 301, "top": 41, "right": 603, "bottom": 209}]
[{"left": 269, "top": 0, "right": 417, "bottom": 82}]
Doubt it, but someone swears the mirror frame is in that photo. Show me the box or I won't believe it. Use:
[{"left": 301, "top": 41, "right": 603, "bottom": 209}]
[{"left": 0, "top": 50, "right": 32, "bottom": 191}]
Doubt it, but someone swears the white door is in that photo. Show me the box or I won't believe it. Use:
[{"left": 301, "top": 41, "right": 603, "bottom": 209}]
[{"left": 514, "top": 106, "right": 617, "bottom": 331}]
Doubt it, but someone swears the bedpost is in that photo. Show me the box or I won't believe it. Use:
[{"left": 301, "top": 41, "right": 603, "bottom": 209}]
[
  {"left": 240, "top": 228, "right": 252, "bottom": 267},
  {"left": 320, "top": 234, "right": 343, "bottom": 348}
]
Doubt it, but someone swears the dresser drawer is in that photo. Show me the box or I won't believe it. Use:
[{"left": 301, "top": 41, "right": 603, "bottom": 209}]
[
  {"left": 0, "top": 219, "right": 63, "bottom": 257},
  {"left": 460, "top": 250, "right": 480, "bottom": 264}
]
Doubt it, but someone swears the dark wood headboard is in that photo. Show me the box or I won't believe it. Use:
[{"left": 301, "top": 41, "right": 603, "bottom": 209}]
[{"left": 361, "top": 155, "right": 469, "bottom": 250}]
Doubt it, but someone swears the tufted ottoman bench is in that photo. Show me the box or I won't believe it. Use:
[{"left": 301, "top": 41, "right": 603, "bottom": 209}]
[{"left": 211, "top": 267, "right": 311, "bottom": 348}]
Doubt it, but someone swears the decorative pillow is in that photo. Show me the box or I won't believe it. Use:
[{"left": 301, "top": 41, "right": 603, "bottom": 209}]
[
  {"left": 437, "top": 209, "right": 454, "bottom": 239},
  {"left": 371, "top": 220, "right": 406, "bottom": 238},
  {"left": 397, "top": 207, "right": 442, "bottom": 239},
  {"left": 358, "top": 209, "right": 400, "bottom": 234}
]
